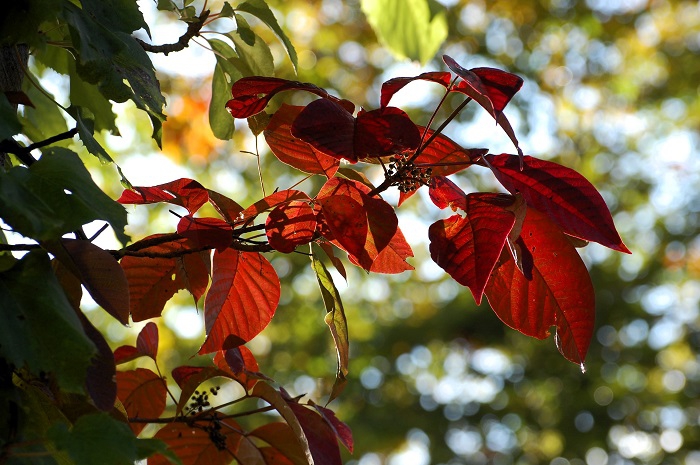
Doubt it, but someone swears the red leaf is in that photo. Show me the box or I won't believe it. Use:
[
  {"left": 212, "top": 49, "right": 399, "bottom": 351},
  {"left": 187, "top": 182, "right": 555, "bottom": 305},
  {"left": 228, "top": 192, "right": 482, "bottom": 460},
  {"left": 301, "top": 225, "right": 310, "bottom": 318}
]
[
  {"left": 213, "top": 347, "right": 263, "bottom": 390},
  {"left": 287, "top": 403, "right": 342, "bottom": 465},
  {"left": 199, "top": 250, "right": 280, "bottom": 354},
  {"left": 148, "top": 419, "right": 243, "bottom": 465},
  {"left": 114, "top": 345, "right": 141, "bottom": 365},
  {"left": 443, "top": 55, "right": 524, "bottom": 157},
  {"left": 251, "top": 423, "right": 308, "bottom": 465},
  {"left": 116, "top": 368, "right": 167, "bottom": 435},
  {"left": 177, "top": 250, "right": 211, "bottom": 305},
  {"left": 259, "top": 447, "right": 295, "bottom": 465},
  {"left": 177, "top": 216, "right": 232, "bottom": 252},
  {"left": 264, "top": 104, "right": 340, "bottom": 177},
  {"left": 207, "top": 189, "right": 244, "bottom": 223},
  {"left": 484, "top": 208, "right": 595, "bottom": 366},
  {"left": 121, "top": 235, "right": 207, "bottom": 321},
  {"left": 265, "top": 200, "right": 317, "bottom": 253},
  {"left": 60, "top": 239, "right": 130, "bottom": 324},
  {"left": 486, "top": 154, "right": 630, "bottom": 253},
  {"left": 380, "top": 71, "right": 453, "bottom": 107},
  {"left": 429, "top": 175, "right": 467, "bottom": 211},
  {"left": 311, "top": 403, "right": 353, "bottom": 453},
  {"left": 291, "top": 100, "right": 420, "bottom": 162},
  {"left": 226, "top": 76, "right": 354, "bottom": 118},
  {"left": 429, "top": 193, "right": 516, "bottom": 304},
  {"left": 443, "top": 55, "right": 523, "bottom": 116},
  {"left": 240, "top": 189, "right": 311, "bottom": 223},
  {"left": 317, "top": 178, "right": 413, "bottom": 273},
  {"left": 136, "top": 322, "right": 159, "bottom": 360},
  {"left": 118, "top": 178, "right": 209, "bottom": 215}
]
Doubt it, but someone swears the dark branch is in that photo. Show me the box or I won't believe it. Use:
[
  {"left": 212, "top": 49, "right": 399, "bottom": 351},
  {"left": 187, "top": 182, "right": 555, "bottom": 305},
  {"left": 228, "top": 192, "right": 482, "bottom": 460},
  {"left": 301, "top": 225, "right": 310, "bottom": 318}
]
[
  {"left": 135, "top": 11, "right": 210, "bottom": 55},
  {"left": 0, "top": 127, "right": 79, "bottom": 167}
]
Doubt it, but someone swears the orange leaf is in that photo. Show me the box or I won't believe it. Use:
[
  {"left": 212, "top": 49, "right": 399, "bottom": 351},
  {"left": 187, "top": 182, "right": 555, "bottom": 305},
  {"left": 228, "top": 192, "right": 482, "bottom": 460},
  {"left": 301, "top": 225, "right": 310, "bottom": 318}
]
[
  {"left": 484, "top": 208, "right": 595, "bottom": 366},
  {"left": 148, "top": 418, "right": 243, "bottom": 465},
  {"left": 240, "top": 189, "right": 311, "bottom": 223},
  {"left": 116, "top": 368, "right": 167, "bottom": 435},
  {"left": 199, "top": 250, "right": 280, "bottom": 354}
]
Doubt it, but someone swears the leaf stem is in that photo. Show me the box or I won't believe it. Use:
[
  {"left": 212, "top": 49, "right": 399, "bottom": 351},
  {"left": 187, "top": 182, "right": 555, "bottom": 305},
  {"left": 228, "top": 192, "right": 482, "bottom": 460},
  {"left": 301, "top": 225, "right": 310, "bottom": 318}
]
[{"left": 135, "top": 10, "right": 210, "bottom": 55}]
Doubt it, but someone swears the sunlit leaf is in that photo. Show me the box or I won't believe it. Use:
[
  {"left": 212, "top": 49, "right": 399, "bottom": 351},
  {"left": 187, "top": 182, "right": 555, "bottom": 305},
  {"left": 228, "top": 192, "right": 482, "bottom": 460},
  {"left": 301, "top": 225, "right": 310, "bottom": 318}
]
[
  {"left": 428, "top": 175, "right": 467, "bottom": 211},
  {"left": 118, "top": 178, "right": 209, "bottom": 215},
  {"left": 236, "top": 0, "right": 299, "bottom": 71},
  {"left": 486, "top": 154, "right": 630, "bottom": 253},
  {"left": 171, "top": 365, "right": 234, "bottom": 414},
  {"left": 266, "top": 200, "right": 316, "bottom": 253},
  {"left": 117, "top": 368, "right": 167, "bottom": 435},
  {"left": 250, "top": 423, "right": 308, "bottom": 465},
  {"left": 310, "top": 403, "right": 353, "bottom": 453},
  {"left": 136, "top": 322, "right": 159, "bottom": 361},
  {"left": 429, "top": 193, "right": 516, "bottom": 304},
  {"left": 207, "top": 39, "right": 242, "bottom": 140},
  {"left": 199, "top": 250, "right": 280, "bottom": 353},
  {"left": 380, "top": 71, "right": 452, "bottom": 107},
  {"left": 148, "top": 418, "right": 242, "bottom": 465},
  {"left": 240, "top": 189, "right": 310, "bottom": 222},
  {"left": 264, "top": 104, "right": 340, "bottom": 177},
  {"left": 484, "top": 208, "right": 595, "bottom": 365},
  {"left": 287, "top": 402, "right": 342, "bottom": 465},
  {"left": 176, "top": 216, "right": 232, "bottom": 252}
]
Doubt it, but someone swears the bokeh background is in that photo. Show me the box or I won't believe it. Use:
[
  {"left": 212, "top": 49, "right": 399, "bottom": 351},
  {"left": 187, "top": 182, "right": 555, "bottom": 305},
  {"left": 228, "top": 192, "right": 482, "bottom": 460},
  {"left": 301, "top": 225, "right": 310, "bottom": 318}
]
[{"left": 40, "top": 0, "right": 700, "bottom": 464}]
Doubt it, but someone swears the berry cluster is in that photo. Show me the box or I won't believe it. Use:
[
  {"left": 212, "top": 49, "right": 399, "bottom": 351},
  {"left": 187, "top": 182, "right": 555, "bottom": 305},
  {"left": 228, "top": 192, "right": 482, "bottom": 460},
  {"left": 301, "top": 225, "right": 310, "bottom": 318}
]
[
  {"left": 204, "top": 416, "right": 227, "bottom": 451},
  {"left": 386, "top": 154, "right": 433, "bottom": 193},
  {"left": 186, "top": 386, "right": 220, "bottom": 415}
]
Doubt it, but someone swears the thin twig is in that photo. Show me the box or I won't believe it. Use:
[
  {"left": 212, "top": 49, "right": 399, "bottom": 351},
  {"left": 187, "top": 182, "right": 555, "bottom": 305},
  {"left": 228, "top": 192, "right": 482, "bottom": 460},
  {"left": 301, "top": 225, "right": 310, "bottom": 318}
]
[{"left": 135, "top": 11, "right": 210, "bottom": 55}]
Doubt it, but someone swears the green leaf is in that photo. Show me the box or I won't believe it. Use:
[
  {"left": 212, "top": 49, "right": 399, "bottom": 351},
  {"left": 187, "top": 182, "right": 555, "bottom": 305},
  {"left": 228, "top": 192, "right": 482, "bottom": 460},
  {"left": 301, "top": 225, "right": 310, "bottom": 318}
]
[
  {"left": 361, "top": 0, "right": 448, "bottom": 64},
  {"left": 207, "top": 39, "right": 243, "bottom": 140},
  {"left": 156, "top": 0, "right": 178, "bottom": 12},
  {"left": 229, "top": 14, "right": 275, "bottom": 77},
  {"left": 0, "top": 251, "right": 96, "bottom": 392},
  {"left": 19, "top": 75, "right": 69, "bottom": 145},
  {"left": 236, "top": 0, "right": 298, "bottom": 71},
  {"left": 0, "top": 94, "right": 21, "bottom": 140},
  {"left": 80, "top": 0, "right": 150, "bottom": 36},
  {"left": 220, "top": 1, "right": 235, "bottom": 18},
  {"left": 0, "top": 148, "right": 129, "bottom": 244},
  {"left": 0, "top": 0, "right": 63, "bottom": 47},
  {"left": 312, "top": 254, "right": 349, "bottom": 404},
  {"left": 49, "top": 413, "right": 180, "bottom": 465}
]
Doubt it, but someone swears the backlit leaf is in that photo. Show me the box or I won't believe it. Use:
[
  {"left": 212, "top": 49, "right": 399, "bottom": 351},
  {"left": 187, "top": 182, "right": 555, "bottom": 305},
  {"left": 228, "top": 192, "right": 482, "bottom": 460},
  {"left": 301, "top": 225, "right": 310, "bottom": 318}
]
[
  {"left": 213, "top": 346, "right": 263, "bottom": 390},
  {"left": 312, "top": 256, "right": 349, "bottom": 404},
  {"left": 227, "top": 16, "right": 275, "bottom": 77},
  {"left": 310, "top": 403, "right": 354, "bottom": 453},
  {"left": 236, "top": 0, "right": 299, "bottom": 71},
  {"left": 428, "top": 175, "right": 467, "bottom": 211},
  {"left": 484, "top": 208, "right": 595, "bottom": 366},
  {"left": 486, "top": 154, "right": 630, "bottom": 253},
  {"left": 118, "top": 178, "right": 209, "bottom": 215},
  {"left": 199, "top": 250, "right": 280, "bottom": 353},
  {"left": 361, "top": 0, "right": 448, "bottom": 65},
  {"left": 240, "top": 189, "right": 310, "bottom": 222},
  {"left": 264, "top": 104, "right": 340, "bottom": 177},
  {"left": 148, "top": 418, "right": 242, "bottom": 465},
  {"left": 176, "top": 216, "right": 232, "bottom": 252},
  {"left": 117, "top": 368, "right": 167, "bottom": 435},
  {"left": 207, "top": 39, "right": 242, "bottom": 140},
  {"left": 429, "top": 193, "right": 516, "bottom": 304},
  {"left": 136, "top": 322, "right": 159, "bottom": 361},
  {"left": 171, "top": 365, "right": 234, "bottom": 413},
  {"left": 121, "top": 235, "right": 207, "bottom": 321},
  {"left": 266, "top": 200, "right": 317, "bottom": 253},
  {"left": 380, "top": 71, "right": 452, "bottom": 107},
  {"left": 250, "top": 423, "right": 308, "bottom": 465},
  {"left": 226, "top": 77, "right": 353, "bottom": 118},
  {"left": 287, "top": 402, "right": 342, "bottom": 465},
  {"left": 207, "top": 189, "right": 244, "bottom": 223}
]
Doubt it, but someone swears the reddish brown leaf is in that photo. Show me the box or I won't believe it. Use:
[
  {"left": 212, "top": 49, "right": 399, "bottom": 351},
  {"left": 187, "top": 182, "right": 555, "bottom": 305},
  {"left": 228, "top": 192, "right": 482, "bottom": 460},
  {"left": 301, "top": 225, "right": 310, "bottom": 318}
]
[
  {"left": 213, "top": 347, "right": 263, "bottom": 390},
  {"left": 178, "top": 250, "right": 211, "bottom": 305},
  {"left": 113, "top": 345, "right": 141, "bottom": 365},
  {"left": 199, "top": 250, "right": 280, "bottom": 354},
  {"left": 148, "top": 419, "right": 243, "bottom": 465},
  {"left": 380, "top": 71, "right": 453, "bottom": 108},
  {"left": 287, "top": 403, "right": 342, "bottom": 465},
  {"left": 484, "top": 208, "right": 595, "bottom": 366},
  {"left": 486, "top": 154, "right": 630, "bottom": 253},
  {"left": 251, "top": 423, "right": 309, "bottom": 465},
  {"left": 264, "top": 104, "right": 340, "bottom": 177},
  {"left": 265, "top": 201, "right": 317, "bottom": 253},
  {"left": 117, "top": 178, "right": 209, "bottom": 215},
  {"left": 317, "top": 178, "right": 412, "bottom": 273},
  {"left": 311, "top": 403, "right": 353, "bottom": 454},
  {"left": 260, "top": 447, "right": 295, "bottom": 465},
  {"left": 76, "top": 308, "right": 117, "bottom": 412},
  {"left": 136, "top": 322, "right": 159, "bottom": 360},
  {"left": 121, "top": 235, "right": 207, "bottom": 321},
  {"left": 234, "top": 435, "right": 266, "bottom": 464},
  {"left": 177, "top": 216, "right": 232, "bottom": 252},
  {"left": 116, "top": 368, "right": 167, "bottom": 435},
  {"left": 429, "top": 175, "right": 467, "bottom": 211},
  {"left": 207, "top": 189, "right": 244, "bottom": 223},
  {"left": 240, "top": 189, "right": 310, "bottom": 223},
  {"left": 226, "top": 76, "right": 354, "bottom": 118},
  {"left": 291, "top": 100, "right": 420, "bottom": 162},
  {"left": 429, "top": 193, "right": 516, "bottom": 304},
  {"left": 443, "top": 55, "right": 523, "bottom": 117},
  {"left": 60, "top": 239, "right": 130, "bottom": 324}
]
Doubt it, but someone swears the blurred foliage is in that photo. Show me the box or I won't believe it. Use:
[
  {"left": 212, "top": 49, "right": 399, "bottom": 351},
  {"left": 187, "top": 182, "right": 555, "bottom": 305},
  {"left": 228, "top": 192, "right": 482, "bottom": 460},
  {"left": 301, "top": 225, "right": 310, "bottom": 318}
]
[{"left": 33, "top": 0, "right": 700, "bottom": 464}]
